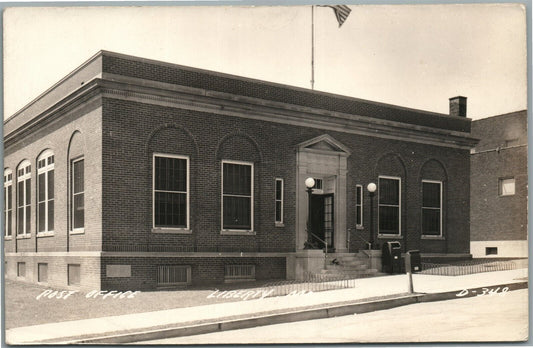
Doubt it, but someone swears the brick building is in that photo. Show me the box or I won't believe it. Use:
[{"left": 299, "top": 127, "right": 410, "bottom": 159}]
[
  {"left": 470, "top": 111, "right": 528, "bottom": 258},
  {"left": 4, "top": 51, "right": 477, "bottom": 290}
]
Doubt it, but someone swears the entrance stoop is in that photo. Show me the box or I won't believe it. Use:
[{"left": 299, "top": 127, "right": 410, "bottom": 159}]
[{"left": 290, "top": 250, "right": 385, "bottom": 281}]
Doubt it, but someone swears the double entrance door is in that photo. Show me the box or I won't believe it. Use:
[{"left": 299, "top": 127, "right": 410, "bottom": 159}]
[{"left": 310, "top": 194, "right": 334, "bottom": 250}]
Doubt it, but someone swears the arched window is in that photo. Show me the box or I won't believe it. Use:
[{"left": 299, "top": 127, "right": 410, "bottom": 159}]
[
  {"left": 37, "top": 150, "right": 54, "bottom": 234},
  {"left": 16, "top": 161, "right": 31, "bottom": 236},
  {"left": 4, "top": 169, "right": 13, "bottom": 237},
  {"left": 147, "top": 125, "right": 197, "bottom": 233},
  {"left": 216, "top": 133, "right": 261, "bottom": 234}
]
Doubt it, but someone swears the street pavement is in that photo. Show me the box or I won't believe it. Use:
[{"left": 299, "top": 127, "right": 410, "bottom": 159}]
[
  {"left": 144, "top": 288, "right": 529, "bottom": 343},
  {"left": 5, "top": 268, "right": 528, "bottom": 344}
]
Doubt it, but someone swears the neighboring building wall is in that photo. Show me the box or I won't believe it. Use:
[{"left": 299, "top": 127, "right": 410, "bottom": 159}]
[
  {"left": 4, "top": 100, "right": 103, "bottom": 290},
  {"left": 470, "top": 111, "right": 528, "bottom": 258}
]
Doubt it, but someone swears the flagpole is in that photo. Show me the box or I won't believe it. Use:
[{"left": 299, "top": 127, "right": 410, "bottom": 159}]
[{"left": 311, "top": 5, "right": 315, "bottom": 90}]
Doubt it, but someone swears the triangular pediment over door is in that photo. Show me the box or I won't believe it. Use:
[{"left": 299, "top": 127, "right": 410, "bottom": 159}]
[{"left": 297, "top": 134, "right": 351, "bottom": 156}]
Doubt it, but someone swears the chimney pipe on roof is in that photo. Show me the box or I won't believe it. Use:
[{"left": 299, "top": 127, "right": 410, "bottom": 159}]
[{"left": 449, "top": 96, "right": 467, "bottom": 117}]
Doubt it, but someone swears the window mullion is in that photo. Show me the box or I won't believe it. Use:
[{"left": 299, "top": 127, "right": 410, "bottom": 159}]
[
  {"left": 23, "top": 178, "right": 27, "bottom": 235},
  {"left": 44, "top": 170, "right": 48, "bottom": 232}
]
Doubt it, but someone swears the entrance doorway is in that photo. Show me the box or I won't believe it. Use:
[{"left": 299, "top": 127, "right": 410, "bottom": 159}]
[{"left": 310, "top": 194, "right": 334, "bottom": 250}]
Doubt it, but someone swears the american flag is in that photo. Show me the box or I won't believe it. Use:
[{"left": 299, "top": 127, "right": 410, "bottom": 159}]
[{"left": 321, "top": 5, "right": 352, "bottom": 27}]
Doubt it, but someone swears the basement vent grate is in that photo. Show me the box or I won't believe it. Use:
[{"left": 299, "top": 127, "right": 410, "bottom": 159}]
[
  {"left": 225, "top": 265, "right": 256, "bottom": 282},
  {"left": 157, "top": 265, "right": 191, "bottom": 286}
]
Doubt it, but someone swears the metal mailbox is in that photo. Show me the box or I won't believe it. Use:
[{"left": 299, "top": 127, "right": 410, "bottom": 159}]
[
  {"left": 406, "top": 250, "right": 421, "bottom": 273},
  {"left": 381, "top": 241, "right": 402, "bottom": 274}
]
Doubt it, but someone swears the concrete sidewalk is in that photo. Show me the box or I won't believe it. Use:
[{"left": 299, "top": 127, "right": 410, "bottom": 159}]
[{"left": 6, "top": 268, "right": 528, "bottom": 345}]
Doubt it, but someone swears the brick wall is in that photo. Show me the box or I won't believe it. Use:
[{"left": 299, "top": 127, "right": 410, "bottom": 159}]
[
  {"left": 3, "top": 98, "right": 104, "bottom": 290},
  {"left": 101, "top": 256, "right": 286, "bottom": 290},
  {"left": 4, "top": 100, "right": 103, "bottom": 254},
  {"left": 102, "top": 97, "right": 471, "bottom": 255},
  {"left": 101, "top": 99, "right": 297, "bottom": 253},
  {"left": 346, "top": 140, "right": 470, "bottom": 254},
  {"left": 5, "top": 254, "right": 101, "bottom": 291},
  {"left": 101, "top": 54, "right": 470, "bottom": 133}
]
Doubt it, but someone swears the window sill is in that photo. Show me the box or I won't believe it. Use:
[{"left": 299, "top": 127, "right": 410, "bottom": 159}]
[
  {"left": 70, "top": 229, "right": 85, "bottom": 235},
  {"left": 221, "top": 230, "right": 256, "bottom": 236},
  {"left": 4, "top": 236, "right": 13, "bottom": 240},
  {"left": 152, "top": 228, "right": 192, "bottom": 234},
  {"left": 421, "top": 235, "right": 445, "bottom": 240},
  {"left": 378, "top": 234, "right": 403, "bottom": 239},
  {"left": 16, "top": 234, "right": 31, "bottom": 239},
  {"left": 356, "top": 225, "right": 364, "bottom": 230},
  {"left": 275, "top": 222, "right": 284, "bottom": 228},
  {"left": 37, "top": 231, "right": 55, "bottom": 238}
]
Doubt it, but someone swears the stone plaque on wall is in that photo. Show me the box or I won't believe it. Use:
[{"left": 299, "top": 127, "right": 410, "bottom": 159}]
[{"left": 106, "top": 265, "right": 131, "bottom": 278}]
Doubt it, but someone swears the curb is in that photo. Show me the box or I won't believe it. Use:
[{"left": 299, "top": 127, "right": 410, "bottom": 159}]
[
  {"left": 53, "top": 280, "right": 528, "bottom": 344},
  {"left": 73, "top": 295, "right": 420, "bottom": 344}
]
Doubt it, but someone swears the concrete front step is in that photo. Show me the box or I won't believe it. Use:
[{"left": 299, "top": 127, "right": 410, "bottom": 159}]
[
  {"left": 334, "top": 256, "right": 361, "bottom": 262},
  {"left": 325, "top": 264, "right": 367, "bottom": 271},
  {"left": 334, "top": 256, "right": 370, "bottom": 264},
  {"left": 339, "top": 260, "right": 367, "bottom": 266},
  {"left": 316, "top": 270, "right": 380, "bottom": 280},
  {"left": 320, "top": 268, "right": 378, "bottom": 276}
]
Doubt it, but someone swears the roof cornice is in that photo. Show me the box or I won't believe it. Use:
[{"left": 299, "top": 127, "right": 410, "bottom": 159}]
[
  {"left": 4, "top": 68, "right": 479, "bottom": 150},
  {"left": 3, "top": 80, "right": 102, "bottom": 148}
]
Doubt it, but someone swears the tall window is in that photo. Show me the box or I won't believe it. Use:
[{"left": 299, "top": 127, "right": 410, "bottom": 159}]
[
  {"left": 422, "top": 180, "right": 442, "bottom": 236},
  {"left": 4, "top": 169, "right": 12, "bottom": 237},
  {"left": 71, "top": 158, "right": 84, "bottom": 231},
  {"left": 17, "top": 162, "right": 31, "bottom": 236},
  {"left": 356, "top": 185, "right": 363, "bottom": 227},
  {"left": 378, "top": 176, "right": 401, "bottom": 235},
  {"left": 37, "top": 151, "right": 54, "bottom": 234},
  {"left": 275, "top": 178, "right": 283, "bottom": 224},
  {"left": 153, "top": 154, "right": 189, "bottom": 229},
  {"left": 222, "top": 161, "right": 253, "bottom": 231}
]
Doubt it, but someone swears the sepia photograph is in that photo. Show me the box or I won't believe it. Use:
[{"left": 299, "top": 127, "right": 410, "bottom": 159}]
[{"left": 2, "top": 2, "right": 529, "bottom": 344}]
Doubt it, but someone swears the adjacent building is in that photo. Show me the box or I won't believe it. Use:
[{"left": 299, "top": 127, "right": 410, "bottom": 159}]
[
  {"left": 4, "top": 51, "right": 477, "bottom": 290},
  {"left": 470, "top": 110, "right": 528, "bottom": 258}
]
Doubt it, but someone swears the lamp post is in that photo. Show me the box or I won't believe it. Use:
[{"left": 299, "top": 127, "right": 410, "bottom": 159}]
[
  {"left": 367, "top": 182, "right": 377, "bottom": 250},
  {"left": 304, "top": 177, "right": 316, "bottom": 249}
]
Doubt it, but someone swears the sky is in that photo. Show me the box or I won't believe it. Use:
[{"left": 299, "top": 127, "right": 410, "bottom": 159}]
[{"left": 2, "top": 3, "right": 528, "bottom": 120}]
